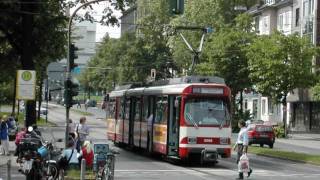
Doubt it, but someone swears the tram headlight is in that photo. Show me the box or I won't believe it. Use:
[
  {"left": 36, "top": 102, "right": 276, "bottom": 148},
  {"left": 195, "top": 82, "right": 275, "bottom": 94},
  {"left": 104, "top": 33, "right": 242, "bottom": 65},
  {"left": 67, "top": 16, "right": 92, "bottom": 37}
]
[
  {"left": 188, "top": 137, "right": 197, "bottom": 144},
  {"left": 220, "top": 137, "right": 229, "bottom": 145}
]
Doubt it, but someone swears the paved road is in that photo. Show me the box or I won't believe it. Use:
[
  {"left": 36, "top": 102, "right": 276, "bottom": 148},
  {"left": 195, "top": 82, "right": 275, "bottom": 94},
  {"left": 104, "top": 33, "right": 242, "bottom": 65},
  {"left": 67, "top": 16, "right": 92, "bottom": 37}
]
[
  {"left": 2, "top": 104, "right": 320, "bottom": 180},
  {"left": 49, "top": 104, "right": 320, "bottom": 180}
]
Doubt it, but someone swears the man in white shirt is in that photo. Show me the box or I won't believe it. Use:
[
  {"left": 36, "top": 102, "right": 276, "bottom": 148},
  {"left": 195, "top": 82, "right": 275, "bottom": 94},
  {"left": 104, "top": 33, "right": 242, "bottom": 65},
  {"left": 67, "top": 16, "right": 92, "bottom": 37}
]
[
  {"left": 233, "top": 120, "right": 253, "bottom": 180},
  {"left": 75, "top": 117, "right": 89, "bottom": 152}
]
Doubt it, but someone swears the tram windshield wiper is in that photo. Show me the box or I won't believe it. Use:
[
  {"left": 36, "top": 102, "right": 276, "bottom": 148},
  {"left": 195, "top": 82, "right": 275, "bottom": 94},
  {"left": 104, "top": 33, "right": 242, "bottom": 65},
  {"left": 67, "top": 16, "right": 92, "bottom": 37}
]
[{"left": 186, "top": 113, "right": 198, "bottom": 128}]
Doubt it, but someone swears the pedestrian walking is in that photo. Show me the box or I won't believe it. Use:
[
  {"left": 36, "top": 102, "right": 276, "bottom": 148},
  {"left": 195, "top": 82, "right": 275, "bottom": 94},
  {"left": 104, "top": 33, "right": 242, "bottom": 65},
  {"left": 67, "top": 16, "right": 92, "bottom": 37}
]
[
  {"left": 0, "top": 115, "right": 10, "bottom": 156},
  {"left": 233, "top": 120, "right": 253, "bottom": 179},
  {"left": 76, "top": 100, "right": 81, "bottom": 109},
  {"left": 75, "top": 117, "right": 89, "bottom": 152},
  {"left": 85, "top": 99, "right": 90, "bottom": 110}
]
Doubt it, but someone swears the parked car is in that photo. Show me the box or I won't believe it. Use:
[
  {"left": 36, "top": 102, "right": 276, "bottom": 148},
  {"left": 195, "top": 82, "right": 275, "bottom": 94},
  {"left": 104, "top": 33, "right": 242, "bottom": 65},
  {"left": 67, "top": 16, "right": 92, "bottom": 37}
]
[
  {"left": 36, "top": 107, "right": 48, "bottom": 115},
  {"left": 247, "top": 124, "right": 275, "bottom": 148},
  {"left": 86, "top": 100, "right": 97, "bottom": 107}
]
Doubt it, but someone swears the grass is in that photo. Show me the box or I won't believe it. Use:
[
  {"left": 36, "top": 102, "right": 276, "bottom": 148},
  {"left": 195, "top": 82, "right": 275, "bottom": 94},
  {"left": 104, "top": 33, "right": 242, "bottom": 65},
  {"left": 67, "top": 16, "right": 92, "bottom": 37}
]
[
  {"left": 0, "top": 112, "right": 56, "bottom": 127},
  {"left": 70, "top": 109, "right": 93, "bottom": 116},
  {"left": 65, "top": 169, "right": 95, "bottom": 180},
  {"left": 248, "top": 145, "right": 320, "bottom": 165},
  {"left": 75, "top": 94, "right": 103, "bottom": 102}
]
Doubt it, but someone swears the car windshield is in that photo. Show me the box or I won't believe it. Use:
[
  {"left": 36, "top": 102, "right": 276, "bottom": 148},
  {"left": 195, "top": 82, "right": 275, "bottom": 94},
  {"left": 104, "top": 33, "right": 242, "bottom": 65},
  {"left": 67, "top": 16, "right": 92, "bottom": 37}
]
[
  {"left": 184, "top": 99, "right": 230, "bottom": 126},
  {"left": 256, "top": 126, "right": 273, "bottom": 132}
]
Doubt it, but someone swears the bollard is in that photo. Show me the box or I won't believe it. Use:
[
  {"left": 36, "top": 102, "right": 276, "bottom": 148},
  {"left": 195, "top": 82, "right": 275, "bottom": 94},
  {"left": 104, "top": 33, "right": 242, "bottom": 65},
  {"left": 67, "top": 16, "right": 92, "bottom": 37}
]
[
  {"left": 80, "top": 159, "right": 86, "bottom": 180},
  {"left": 7, "top": 159, "right": 11, "bottom": 180},
  {"left": 109, "top": 154, "right": 115, "bottom": 180}
]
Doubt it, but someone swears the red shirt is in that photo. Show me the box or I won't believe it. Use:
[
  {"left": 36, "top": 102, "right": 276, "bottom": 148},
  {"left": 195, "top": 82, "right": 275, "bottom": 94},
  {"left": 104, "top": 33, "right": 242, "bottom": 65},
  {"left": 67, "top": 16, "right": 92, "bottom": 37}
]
[
  {"left": 15, "top": 131, "right": 26, "bottom": 145},
  {"left": 81, "top": 147, "right": 94, "bottom": 167}
]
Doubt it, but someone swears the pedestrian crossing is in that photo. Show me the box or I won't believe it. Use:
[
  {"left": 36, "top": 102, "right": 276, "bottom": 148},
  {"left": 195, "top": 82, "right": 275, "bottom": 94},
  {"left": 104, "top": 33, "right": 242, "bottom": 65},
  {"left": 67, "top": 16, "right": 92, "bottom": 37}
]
[{"left": 114, "top": 168, "right": 320, "bottom": 179}]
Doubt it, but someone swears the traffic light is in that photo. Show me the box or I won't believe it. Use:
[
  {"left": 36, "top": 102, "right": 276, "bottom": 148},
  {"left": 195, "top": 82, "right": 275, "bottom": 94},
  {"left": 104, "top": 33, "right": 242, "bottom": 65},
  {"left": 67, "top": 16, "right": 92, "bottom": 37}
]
[
  {"left": 64, "top": 79, "right": 79, "bottom": 108},
  {"left": 170, "top": 0, "right": 184, "bottom": 15},
  {"left": 69, "top": 43, "right": 79, "bottom": 71}
]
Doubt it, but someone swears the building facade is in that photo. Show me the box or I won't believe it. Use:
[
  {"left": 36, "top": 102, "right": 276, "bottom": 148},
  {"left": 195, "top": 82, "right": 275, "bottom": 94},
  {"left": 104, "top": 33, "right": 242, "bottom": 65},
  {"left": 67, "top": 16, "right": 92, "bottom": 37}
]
[
  {"left": 47, "top": 21, "right": 97, "bottom": 99},
  {"left": 120, "top": 6, "right": 137, "bottom": 36},
  {"left": 246, "top": 0, "right": 320, "bottom": 132}
]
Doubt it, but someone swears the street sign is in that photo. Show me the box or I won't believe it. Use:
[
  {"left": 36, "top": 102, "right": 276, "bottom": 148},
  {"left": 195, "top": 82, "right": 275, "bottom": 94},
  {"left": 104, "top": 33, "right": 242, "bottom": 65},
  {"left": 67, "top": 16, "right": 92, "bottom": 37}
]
[{"left": 16, "top": 70, "right": 36, "bottom": 100}]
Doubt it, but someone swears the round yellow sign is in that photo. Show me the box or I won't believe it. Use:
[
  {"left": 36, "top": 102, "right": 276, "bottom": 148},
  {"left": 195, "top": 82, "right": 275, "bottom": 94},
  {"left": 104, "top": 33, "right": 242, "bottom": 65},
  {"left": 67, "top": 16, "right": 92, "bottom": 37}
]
[{"left": 21, "top": 71, "right": 32, "bottom": 81}]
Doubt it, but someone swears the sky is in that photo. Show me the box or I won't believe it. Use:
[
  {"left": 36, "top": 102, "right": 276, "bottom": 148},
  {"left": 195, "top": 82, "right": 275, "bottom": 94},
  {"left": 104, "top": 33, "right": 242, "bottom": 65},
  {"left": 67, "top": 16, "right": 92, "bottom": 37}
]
[{"left": 71, "top": 1, "right": 122, "bottom": 42}]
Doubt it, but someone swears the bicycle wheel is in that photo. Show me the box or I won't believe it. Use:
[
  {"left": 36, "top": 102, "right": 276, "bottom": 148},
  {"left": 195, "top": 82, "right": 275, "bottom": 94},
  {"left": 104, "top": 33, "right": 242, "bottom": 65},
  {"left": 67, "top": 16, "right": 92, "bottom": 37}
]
[
  {"left": 102, "top": 166, "right": 111, "bottom": 180},
  {"left": 58, "top": 169, "right": 64, "bottom": 180}
]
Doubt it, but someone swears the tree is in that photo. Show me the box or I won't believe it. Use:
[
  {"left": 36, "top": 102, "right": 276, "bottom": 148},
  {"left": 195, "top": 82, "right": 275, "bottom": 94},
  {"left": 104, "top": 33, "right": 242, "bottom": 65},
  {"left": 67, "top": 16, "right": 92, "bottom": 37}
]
[
  {"left": 169, "top": 0, "right": 258, "bottom": 74},
  {"left": 206, "top": 13, "right": 255, "bottom": 115},
  {"left": 247, "top": 32, "right": 318, "bottom": 134},
  {"left": 0, "top": 0, "right": 132, "bottom": 126}
]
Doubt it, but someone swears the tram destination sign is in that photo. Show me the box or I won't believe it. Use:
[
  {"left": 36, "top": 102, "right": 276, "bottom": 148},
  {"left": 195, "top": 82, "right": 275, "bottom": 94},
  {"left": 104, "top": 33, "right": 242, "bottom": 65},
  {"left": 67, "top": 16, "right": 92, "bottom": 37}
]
[
  {"left": 16, "top": 70, "right": 36, "bottom": 100},
  {"left": 192, "top": 87, "right": 224, "bottom": 94}
]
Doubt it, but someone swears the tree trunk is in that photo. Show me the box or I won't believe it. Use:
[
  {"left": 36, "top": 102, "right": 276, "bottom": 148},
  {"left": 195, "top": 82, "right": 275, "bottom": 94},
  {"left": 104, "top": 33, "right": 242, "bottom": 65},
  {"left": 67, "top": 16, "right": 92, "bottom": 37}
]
[
  {"left": 11, "top": 78, "right": 16, "bottom": 116},
  {"left": 37, "top": 77, "right": 43, "bottom": 121},
  {"left": 282, "top": 96, "right": 287, "bottom": 137},
  {"left": 21, "top": 1, "right": 36, "bottom": 128},
  {"left": 239, "top": 91, "right": 243, "bottom": 114}
]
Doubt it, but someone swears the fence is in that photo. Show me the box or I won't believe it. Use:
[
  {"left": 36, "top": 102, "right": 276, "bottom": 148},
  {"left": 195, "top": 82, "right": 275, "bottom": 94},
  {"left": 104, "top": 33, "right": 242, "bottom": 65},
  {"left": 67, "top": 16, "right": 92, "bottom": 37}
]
[{"left": 0, "top": 160, "right": 11, "bottom": 180}]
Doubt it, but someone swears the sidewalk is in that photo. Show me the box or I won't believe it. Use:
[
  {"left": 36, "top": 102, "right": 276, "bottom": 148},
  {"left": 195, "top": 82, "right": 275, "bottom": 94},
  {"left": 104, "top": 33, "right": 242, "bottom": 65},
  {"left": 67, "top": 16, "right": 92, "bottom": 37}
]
[{"left": 274, "top": 133, "right": 320, "bottom": 155}]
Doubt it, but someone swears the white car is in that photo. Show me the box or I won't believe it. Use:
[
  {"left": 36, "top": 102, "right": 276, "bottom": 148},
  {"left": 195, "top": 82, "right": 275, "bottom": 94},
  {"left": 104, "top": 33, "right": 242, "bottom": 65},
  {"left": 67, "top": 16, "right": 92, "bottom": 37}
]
[{"left": 36, "top": 107, "right": 48, "bottom": 115}]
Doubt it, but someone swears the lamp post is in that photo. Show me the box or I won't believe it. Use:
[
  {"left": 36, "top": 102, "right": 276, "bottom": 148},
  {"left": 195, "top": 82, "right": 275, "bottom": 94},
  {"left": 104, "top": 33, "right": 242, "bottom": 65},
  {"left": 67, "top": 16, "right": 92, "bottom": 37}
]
[{"left": 66, "top": 0, "right": 108, "bottom": 148}]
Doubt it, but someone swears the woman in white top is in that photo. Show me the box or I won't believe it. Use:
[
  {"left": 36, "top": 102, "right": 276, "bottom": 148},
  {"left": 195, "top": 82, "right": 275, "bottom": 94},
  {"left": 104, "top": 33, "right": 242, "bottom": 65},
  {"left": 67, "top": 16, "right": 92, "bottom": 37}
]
[
  {"left": 61, "top": 141, "right": 79, "bottom": 170},
  {"left": 233, "top": 120, "right": 253, "bottom": 180}
]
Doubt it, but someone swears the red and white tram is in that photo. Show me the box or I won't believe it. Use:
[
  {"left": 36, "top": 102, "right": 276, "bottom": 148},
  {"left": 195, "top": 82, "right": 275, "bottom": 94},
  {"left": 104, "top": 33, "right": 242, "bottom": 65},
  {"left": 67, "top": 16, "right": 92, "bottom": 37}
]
[{"left": 106, "top": 76, "right": 232, "bottom": 163}]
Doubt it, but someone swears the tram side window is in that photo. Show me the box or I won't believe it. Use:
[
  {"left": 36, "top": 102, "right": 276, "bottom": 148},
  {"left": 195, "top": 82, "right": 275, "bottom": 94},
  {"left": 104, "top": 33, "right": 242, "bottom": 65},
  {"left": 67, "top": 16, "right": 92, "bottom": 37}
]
[
  {"left": 108, "top": 99, "right": 116, "bottom": 119},
  {"left": 119, "top": 98, "right": 126, "bottom": 120},
  {"left": 134, "top": 99, "right": 141, "bottom": 121},
  {"left": 124, "top": 100, "right": 130, "bottom": 120},
  {"left": 155, "top": 97, "right": 168, "bottom": 124},
  {"left": 142, "top": 96, "right": 148, "bottom": 122}
]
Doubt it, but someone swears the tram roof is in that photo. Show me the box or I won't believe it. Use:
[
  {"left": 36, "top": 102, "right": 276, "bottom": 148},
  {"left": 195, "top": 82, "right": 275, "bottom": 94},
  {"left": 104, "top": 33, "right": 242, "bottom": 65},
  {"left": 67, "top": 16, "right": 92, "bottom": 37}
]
[{"left": 109, "top": 76, "right": 226, "bottom": 97}]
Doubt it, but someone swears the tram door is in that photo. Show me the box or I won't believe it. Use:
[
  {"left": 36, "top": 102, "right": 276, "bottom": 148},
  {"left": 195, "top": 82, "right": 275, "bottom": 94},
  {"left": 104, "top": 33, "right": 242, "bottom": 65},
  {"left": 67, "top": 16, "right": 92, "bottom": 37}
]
[{"left": 167, "top": 96, "right": 180, "bottom": 156}]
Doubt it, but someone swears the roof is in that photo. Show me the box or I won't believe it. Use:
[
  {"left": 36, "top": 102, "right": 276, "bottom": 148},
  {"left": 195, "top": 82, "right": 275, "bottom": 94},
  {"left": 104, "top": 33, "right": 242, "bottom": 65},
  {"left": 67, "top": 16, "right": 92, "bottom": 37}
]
[
  {"left": 247, "top": 0, "right": 293, "bottom": 15},
  {"left": 120, "top": 5, "right": 137, "bottom": 19}
]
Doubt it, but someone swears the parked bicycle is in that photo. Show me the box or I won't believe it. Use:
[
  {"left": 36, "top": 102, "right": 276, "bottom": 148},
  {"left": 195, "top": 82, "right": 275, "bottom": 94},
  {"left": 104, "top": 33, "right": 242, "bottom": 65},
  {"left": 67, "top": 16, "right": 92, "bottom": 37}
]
[{"left": 93, "top": 143, "right": 119, "bottom": 180}]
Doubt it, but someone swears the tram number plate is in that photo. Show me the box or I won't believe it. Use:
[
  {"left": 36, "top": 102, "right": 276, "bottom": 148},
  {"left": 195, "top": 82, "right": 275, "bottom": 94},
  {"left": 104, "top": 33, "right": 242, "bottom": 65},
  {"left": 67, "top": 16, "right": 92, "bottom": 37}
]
[{"left": 204, "top": 139, "right": 213, "bottom": 143}]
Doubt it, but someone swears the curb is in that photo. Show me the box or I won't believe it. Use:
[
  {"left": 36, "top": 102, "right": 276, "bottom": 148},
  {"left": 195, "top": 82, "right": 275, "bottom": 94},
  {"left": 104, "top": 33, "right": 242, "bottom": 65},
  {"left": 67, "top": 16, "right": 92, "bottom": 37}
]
[{"left": 254, "top": 153, "right": 320, "bottom": 166}]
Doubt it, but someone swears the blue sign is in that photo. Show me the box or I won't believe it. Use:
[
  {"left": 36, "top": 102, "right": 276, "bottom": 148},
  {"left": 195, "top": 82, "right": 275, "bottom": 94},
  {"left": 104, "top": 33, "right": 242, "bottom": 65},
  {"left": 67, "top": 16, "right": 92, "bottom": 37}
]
[{"left": 72, "top": 67, "right": 81, "bottom": 74}]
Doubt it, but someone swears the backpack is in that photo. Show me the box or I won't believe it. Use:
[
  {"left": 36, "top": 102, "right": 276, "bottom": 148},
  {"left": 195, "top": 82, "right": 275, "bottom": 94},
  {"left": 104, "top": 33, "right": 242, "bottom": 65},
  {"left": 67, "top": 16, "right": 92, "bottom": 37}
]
[{"left": 58, "top": 149, "right": 74, "bottom": 170}]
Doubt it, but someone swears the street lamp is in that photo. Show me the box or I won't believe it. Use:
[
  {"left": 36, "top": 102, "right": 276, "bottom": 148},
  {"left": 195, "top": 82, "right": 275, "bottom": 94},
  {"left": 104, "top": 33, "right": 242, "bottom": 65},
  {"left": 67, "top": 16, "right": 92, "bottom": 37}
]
[{"left": 65, "top": 0, "right": 108, "bottom": 148}]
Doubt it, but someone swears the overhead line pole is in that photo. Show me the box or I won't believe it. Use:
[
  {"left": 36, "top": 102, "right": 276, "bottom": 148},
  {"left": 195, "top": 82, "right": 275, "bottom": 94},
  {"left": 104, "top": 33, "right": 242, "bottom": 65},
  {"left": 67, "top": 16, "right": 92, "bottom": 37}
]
[{"left": 66, "top": 0, "right": 108, "bottom": 148}]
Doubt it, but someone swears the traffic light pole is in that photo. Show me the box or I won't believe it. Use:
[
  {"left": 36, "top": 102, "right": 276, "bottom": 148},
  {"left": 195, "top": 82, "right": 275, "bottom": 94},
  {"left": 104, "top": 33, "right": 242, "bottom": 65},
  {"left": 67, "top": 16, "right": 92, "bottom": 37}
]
[{"left": 66, "top": 0, "right": 107, "bottom": 148}]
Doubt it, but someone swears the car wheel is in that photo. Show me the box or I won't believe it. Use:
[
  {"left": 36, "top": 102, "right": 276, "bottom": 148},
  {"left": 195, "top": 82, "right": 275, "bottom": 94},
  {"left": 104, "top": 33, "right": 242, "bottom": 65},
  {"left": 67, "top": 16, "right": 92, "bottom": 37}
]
[
  {"left": 260, "top": 144, "right": 263, "bottom": 147},
  {"left": 269, "top": 143, "right": 274, "bottom": 149}
]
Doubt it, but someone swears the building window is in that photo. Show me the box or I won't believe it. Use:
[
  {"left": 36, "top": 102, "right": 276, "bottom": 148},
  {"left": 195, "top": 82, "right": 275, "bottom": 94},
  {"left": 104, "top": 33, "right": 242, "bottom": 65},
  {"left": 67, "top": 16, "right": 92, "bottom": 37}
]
[
  {"left": 295, "top": 8, "right": 300, "bottom": 27},
  {"left": 265, "top": 0, "right": 275, "bottom": 5},
  {"left": 244, "top": 99, "right": 248, "bottom": 110},
  {"left": 278, "top": 14, "right": 284, "bottom": 31},
  {"left": 262, "top": 99, "right": 266, "bottom": 115},
  {"left": 268, "top": 100, "right": 274, "bottom": 114}
]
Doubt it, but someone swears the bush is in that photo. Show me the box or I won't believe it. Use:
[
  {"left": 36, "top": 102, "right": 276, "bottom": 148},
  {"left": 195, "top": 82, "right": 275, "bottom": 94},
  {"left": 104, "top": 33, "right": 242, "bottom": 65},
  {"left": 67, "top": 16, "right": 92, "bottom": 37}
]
[{"left": 274, "top": 123, "right": 285, "bottom": 138}]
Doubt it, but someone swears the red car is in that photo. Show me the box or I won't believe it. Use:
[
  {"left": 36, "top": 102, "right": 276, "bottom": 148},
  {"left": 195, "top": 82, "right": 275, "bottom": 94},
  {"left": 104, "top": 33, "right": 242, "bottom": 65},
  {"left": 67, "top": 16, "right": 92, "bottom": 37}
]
[{"left": 247, "top": 124, "right": 275, "bottom": 148}]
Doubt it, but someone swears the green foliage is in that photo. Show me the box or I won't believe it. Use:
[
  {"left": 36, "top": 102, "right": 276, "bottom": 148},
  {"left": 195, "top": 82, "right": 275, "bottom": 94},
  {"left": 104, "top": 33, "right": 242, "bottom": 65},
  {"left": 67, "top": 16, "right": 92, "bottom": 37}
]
[
  {"left": 312, "top": 82, "right": 320, "bottom": 101},
  {"left": 274, "top": 124, "right": 285, "bottom": 138},
  {"left": 247, "top": 32, "right": 318, "bottom": 103}
]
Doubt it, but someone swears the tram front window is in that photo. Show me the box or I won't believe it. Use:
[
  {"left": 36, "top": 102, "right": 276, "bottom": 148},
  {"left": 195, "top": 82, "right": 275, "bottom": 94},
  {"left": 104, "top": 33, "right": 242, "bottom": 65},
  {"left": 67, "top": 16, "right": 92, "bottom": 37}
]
[{"left": 184, "top": 99, "right": 230, "bottom": 126}]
